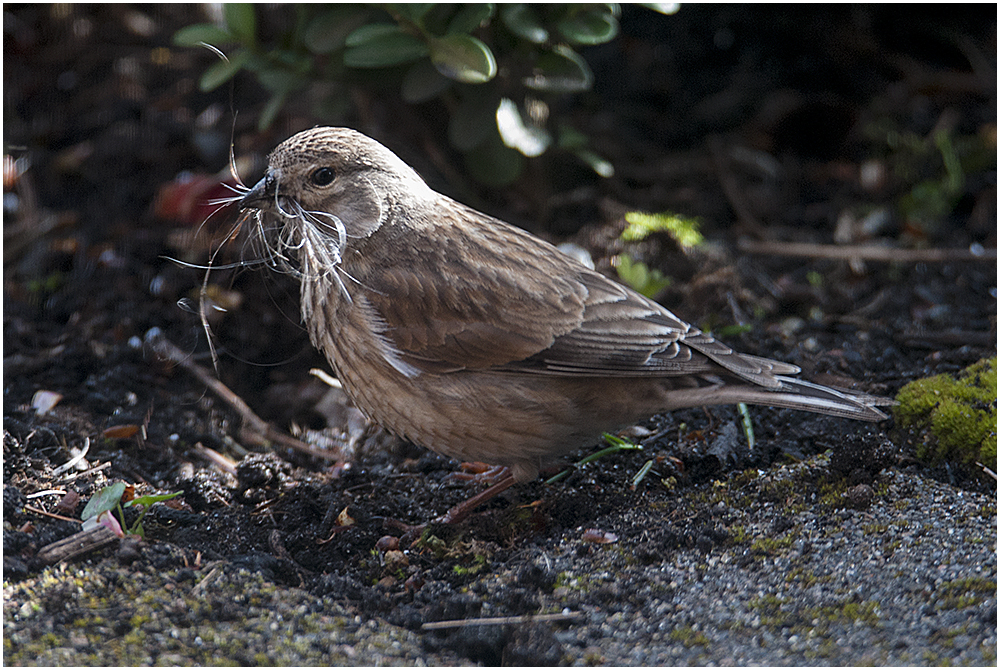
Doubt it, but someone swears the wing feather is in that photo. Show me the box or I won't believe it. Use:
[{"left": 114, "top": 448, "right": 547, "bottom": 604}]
[{"left": 354, "top": 199, "right": 796, "bottom": 387}]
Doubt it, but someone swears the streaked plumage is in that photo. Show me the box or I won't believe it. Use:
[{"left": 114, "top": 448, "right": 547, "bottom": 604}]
[{"left": 239, "top": 127, "right": 891, "bottom": 483}]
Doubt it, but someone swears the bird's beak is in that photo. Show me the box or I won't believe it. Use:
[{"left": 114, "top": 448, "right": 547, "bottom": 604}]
[{"left": 239, "top": 170, "right": 277, "bottom": 210}]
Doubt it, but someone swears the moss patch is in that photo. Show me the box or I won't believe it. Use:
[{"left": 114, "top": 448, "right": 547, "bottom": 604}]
[{"left": 894, "top": 357, "right": 997, "bottom": 471}]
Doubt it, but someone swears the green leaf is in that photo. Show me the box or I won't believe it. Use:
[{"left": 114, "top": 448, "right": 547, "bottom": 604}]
[
  {"left": 614, "top": 254, "right": 671, "bottom": 298},
  {"left": 500, "top": 4, "right": 549, "bottom": 43},
  {"left": 255, "top": 65, "right": 305, "bottom": 93},
  {"left": 81, "top": 482, "right": 127, "bottom": 521},
  {"left": 714, "top": 323, "right": 754, "bottom": 338},
  {"left": 738, "top": 403, "right": 755, "bottom": 452},
  {"left": 523, "top": 45, "right": 593, "bottom": 93},
  {"left": 574, "top": 148, "right": 614, "bottom": 178},
  {"left": 345, "top": 23, "right": 403, "bottom": 47},
  {"left": 640, "top": 3, "right": 681, "bottom": 15},
  {"left": 463, "top": 133, "right": 525, "bottom": 187},
  {"left": 258, "top": 90, "right": 288, "bottom": 130},
  {"left": 344, "top": 30, "right": 428, "bottom": 68},
  {"left": 449, "top": 91, "right": 499, "bottom": 151},
  {"left": 429, "top": 34, "right": 496, "bottom": 84},
  {"left": 556, "top": 9, "right": 619, "bottom": 45},
  {"left": 269, "top": 48, "right": 313, "bottom": 75},
  {"left": 223, "top": 3, "right": 256, "bottom": 44},
  {"left": 198, "top": 49, "right": 250, "bottom": 92},
  {"left": 388, "top": 3, "right": 435, "bottom": 23},
  {"left": 303, "top": 7, "right": 371, "bottom": 54},
  {"left": 496, "top": 98, "right": 551, "bottom": 157},
  {"left": 557, "top": 123, "right": 588, "bottom": 150},
  {"left": 173, "top": 23, "right": 233, "bottom": 47},
  {"left": 601, "top": 433, "right": 643, "bottom": 451},
  {"left": 125, "top": 491, "right": 182, "bottom": 509},
  {"left": 632, "top": 459, "right": 655, "bottom": 488},
  {"left": 448, "top": 4, "right": 495, "bottom": 34},
  {"left": 401, "top": 60, "right": 452, "bottom": 103},
  {"left": 545, "top": 434, "right": 642, "bottom": 484}
]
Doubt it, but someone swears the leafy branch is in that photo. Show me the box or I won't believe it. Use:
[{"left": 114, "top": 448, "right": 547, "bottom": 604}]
[{"left": 174, "top": 3, "right": 677, "bottom": 185}]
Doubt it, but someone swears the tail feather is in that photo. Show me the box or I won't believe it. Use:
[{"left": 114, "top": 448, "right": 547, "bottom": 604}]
[{"left": 681, "top": 375, "right": 893, "bottom": 421}]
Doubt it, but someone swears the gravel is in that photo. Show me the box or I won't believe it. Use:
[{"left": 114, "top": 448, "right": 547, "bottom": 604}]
[{"left": 5, "top": 456, "right": 995, "bottom": 666}]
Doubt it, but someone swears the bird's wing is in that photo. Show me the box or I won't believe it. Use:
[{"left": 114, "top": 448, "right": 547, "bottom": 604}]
[
  {"left": 357, "top": 208, "right": 587, "bottom": 373},
  {"left": 521, "top": 271, "right": 799, "bottom": 388},
  {"left": 358, "top": 204, "right": 796, "bottom": 386}
]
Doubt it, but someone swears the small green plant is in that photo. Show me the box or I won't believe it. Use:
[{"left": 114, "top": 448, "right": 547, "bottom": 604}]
[
  {"left": 545, "top": 432, "right": 643, "bottom": 484},
  {"left": 174, "top": 3, "right": 677, "bottom": 186},
  {"left": 896, "top": 129, "right": 965, "bottom": 232},
  {"left": 620, "top": 211, "right": 704, "bottom": 248},
  {"left": 452, "top": 554, "right": 487, "bottom": 576},
  {"left": 737, "top": 402, "right": 755, "bottom": 452},
  {"left": 613, "top": 210, "right": 702, "bottom": 298},
  {"left": 631, "top": 458, "right": 654, "bottom": 488},
  {"left": 81, "top": 482, "right": 181, "bottom": 538},
  {"left": 864, "top": 119, "right": 994, "bottom": 234},
  {"left": 613, "top": 253, "right": 671, "bottom": 298}
]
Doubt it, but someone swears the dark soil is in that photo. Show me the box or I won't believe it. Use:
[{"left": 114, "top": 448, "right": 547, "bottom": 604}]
[{"left": 4, "top": 5, "right": 996, "bottom": 666}]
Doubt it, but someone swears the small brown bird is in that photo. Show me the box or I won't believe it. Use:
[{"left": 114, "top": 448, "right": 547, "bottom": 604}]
[{"left": 238, "top": 127, "right": 890, "bottom": 516}]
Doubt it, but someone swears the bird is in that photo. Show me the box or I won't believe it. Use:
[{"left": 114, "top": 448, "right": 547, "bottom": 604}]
[{"left": 237, "top": 126, "right": 891, "bottom": 521}]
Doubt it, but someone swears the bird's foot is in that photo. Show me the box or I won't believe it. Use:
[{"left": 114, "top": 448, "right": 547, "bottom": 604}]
[
  {"left": 387, "top": 470, "right": 519, "bottom": 546},
  {"left": 435, "top": 470, "right": 517, "bottom": 525},
  {"left": 444, "top": 462, "right": 511, "bottom": 485}
]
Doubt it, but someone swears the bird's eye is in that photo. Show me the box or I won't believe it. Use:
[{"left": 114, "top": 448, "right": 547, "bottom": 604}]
[{"left": 310, "top": 167, "right": 335, "bottom": 187}]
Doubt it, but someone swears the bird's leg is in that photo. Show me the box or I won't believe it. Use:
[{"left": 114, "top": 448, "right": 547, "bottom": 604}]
[
  {"left": 390, "top": 469, "right": 519, "bottom": 546},
  {"left": 436, "top": 469, "right": 517, "bottom": 524},
  {"left": 445, "top": 462, "right": 511, "bottom": 485}
]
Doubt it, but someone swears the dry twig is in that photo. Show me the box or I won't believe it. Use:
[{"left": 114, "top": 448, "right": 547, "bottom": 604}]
[
  {"left": 147, "top": 332, "right": 342, "bottom": 461},
  {"left": 738, "top": 239, "right": 996, "bottom": 263},
  {"left": 422, "top": 611, "right": 583, "bottom": 630}
]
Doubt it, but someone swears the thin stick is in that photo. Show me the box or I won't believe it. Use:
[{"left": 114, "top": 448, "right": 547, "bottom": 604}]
[
  {"left": 24, "top": 505, "right": 82, "bottom": 524},
  {"left": 35, "top": 526, "right": 119, "bottom": 565},
  {"left": 193, "top": 442, "right": 239, "bottom": 475},
  {"left": 59, "top": 461, "right": 112, "bottom": 482},
  {"left": 422, "top": 611, "right": 583, "bottom": 630},
  {"left": 738, "top": 239, "right": 996, "bottom": 263},
  {"left": 147, "top": 332, "right": 342, "bottom": 461}
]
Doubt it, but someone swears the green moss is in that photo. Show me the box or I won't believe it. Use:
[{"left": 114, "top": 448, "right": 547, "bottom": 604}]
[
  {"left": 749, "top": 535, "right": 793, "bottom": 556},
  {"left": 895, "top": 357, "right": 997, "bottom": 470},
  {"left": 621, "top": 210, "right": 703, "bottom": 247},
  {"left": 452, "top": 554, "right": 487, "bottom": 576},
  {"left": 747, "top": 595, "right": 882, "bottom": 635},
  {"left": 748, "top": 594, "right": 791, "bottom": 626},
  {"left": 810, "top": 600, "right": 880, "bottom": 626},
  {"left": 817, "top": 478, "right": 854, "bottom": 508},
  {"left": 785, "top": 567, "right": 831, "bottom": 589},
  {"left": 727, "top": 525, "right": 749, "bottom": 544},
  {"left": 934, "top": 576, "right": 996, "bottom": 610},
  {"left": 669, "top": 625, "right": 709, "bottom": 646},
  {"left": 412, "top": 531, "right": 449, "bottom": 558},
  {"left": 554, "top": 571, "right": 595, "bottom": 592}
]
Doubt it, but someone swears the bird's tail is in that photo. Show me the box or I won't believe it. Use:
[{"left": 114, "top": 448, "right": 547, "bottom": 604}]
[{"left": 683, "top": 375, "right": 894, "bottom": 421}]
